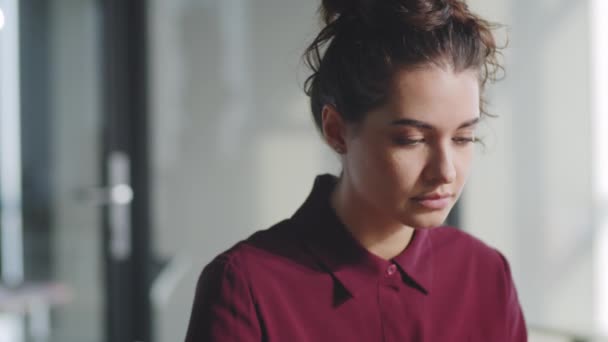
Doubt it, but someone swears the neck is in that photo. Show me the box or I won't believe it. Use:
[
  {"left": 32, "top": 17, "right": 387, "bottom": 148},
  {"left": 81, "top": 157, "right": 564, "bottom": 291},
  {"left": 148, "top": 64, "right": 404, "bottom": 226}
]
[{"left": 330, "top": 175, "right": 415, "bottom": 260}]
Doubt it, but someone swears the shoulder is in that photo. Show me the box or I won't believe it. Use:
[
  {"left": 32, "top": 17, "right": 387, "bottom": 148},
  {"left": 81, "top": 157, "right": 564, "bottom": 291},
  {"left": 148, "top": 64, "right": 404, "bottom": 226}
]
[
  {"left": 428, "top": 226, "right": 513, "bottom": 280},
  {"left": 200, "top": 218, "right": 306, "bottom": 283},
  {"left": 429, "top": 226, "right": 504, "bottom": 259},
  {"left": 428, "top": 228, "right": 526, "bottom": 338},
  {"left": 187, "top": 225, "right": 286, "bottom": 341}
]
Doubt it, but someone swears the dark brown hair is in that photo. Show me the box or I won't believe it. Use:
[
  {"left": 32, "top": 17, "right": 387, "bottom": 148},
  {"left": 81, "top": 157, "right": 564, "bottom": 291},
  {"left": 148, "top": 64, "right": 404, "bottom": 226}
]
[{"left": 303, "top": 0, "right": 503, "bottom": 131}]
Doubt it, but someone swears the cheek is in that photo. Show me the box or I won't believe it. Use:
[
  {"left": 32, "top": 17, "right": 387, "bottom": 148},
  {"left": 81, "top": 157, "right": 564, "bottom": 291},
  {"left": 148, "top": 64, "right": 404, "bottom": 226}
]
[
  {"left": 347, "top": 135, "right": 384, "bottom": 169},
  {"left": 455, "top": 149, "right": 475, "bottom": 183},
  {"left": 347, "top": 143, "right": 387, "bottom": 183},
  {"left": 386, "top": 151, "right": 426, "bottom": 189},
  {"left": 373, "top": 150, "right": 430, "bottom": 202},
  {"left": 346, "top": 141, "right": 413, "bottom": 192}
]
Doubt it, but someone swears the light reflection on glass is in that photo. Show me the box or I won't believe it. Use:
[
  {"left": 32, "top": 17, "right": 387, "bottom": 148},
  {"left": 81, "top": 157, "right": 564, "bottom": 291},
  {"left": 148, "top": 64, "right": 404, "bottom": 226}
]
[{"left": 0, "top": 7, "right": 5, "bottom": 31}]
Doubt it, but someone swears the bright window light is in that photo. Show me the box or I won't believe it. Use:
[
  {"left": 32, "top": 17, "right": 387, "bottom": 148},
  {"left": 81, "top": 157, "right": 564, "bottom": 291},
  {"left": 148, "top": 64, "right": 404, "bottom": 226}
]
[
  {"left": 0, "top": 7, "right": 5, "bottom": 31},
  {"left": 0, "top": 0, "right": 24, "bottom": 286}
]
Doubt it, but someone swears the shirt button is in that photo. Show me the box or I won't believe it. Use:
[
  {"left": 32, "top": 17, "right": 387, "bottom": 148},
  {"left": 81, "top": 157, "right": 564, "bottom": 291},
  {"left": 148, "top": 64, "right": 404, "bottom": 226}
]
[{"left": 386, "top": 264, "right": 397, "bottom": 276}]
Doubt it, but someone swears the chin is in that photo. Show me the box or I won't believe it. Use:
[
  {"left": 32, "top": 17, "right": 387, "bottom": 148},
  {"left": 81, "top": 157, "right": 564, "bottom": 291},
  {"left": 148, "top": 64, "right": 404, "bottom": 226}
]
[{"left": 401, "top": 211, "right": 450, "bottom": 229}]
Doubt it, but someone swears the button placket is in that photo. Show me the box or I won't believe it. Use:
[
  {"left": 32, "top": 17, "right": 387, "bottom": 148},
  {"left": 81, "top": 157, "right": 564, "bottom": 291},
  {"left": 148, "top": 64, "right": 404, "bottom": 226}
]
[{"left": 381, "top": 263, "right": 400, "bottom": 290}]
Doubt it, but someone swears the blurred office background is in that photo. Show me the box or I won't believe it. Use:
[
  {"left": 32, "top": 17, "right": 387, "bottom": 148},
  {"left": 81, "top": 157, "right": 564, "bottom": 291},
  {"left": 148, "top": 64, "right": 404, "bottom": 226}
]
[{"left": 0, "top": 0, "right": 607, "bottom": 341}]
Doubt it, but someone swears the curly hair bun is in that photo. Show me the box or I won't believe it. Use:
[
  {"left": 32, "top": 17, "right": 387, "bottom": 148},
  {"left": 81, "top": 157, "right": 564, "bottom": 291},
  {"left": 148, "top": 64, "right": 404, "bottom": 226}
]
[
  {"left": 304, "top": 0, "right": 502, "bottom": 132},
  {"left": 321, "top": 0, "right": 468, "bottom": 32}
]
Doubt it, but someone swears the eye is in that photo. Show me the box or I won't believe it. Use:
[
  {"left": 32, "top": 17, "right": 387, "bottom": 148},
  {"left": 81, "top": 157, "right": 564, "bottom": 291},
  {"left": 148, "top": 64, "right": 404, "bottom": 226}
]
[
  {"left": 452, "top": 136, "right": 477, "bottom": 145},
  {"left": 393, "top": 137, "right": 425, "bottom": 146}
]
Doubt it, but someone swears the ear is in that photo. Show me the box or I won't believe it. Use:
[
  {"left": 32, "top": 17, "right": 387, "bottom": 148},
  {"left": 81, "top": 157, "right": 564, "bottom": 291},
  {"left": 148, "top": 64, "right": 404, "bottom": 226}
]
[{"left": 321, "top": 104, "right": 347, "bottom": 154}]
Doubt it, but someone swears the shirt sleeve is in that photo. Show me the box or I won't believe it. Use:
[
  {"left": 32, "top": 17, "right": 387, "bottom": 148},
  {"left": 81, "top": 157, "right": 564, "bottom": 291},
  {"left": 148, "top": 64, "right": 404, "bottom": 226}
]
[
  {"left": 496, "top": 251, "right": 528, "bottom": 342},
  {"left": 185, "top": 254, "right": 262, "bottom": 342}
]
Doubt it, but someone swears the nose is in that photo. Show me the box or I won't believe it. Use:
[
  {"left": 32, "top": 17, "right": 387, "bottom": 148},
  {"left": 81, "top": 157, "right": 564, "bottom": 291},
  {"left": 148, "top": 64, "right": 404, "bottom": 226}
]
[{"left": 423, "top": 143, "right": 456, "bottom": 185}]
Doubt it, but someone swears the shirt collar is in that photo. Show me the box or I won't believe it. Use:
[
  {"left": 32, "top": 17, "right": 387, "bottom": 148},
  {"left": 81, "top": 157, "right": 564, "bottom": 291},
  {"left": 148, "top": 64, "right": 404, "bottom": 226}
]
[
  {"left": 392, "top": 228, "right": 433, "bottom": 295},
  {"left": 291, "top": 174, "right": 432, "bottom": 298}
]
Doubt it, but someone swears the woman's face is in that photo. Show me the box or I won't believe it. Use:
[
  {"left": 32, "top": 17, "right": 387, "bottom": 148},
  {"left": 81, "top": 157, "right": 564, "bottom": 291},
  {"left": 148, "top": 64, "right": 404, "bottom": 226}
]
[{"left": 342, "top": 66, "right": 480, "bottom": 229}]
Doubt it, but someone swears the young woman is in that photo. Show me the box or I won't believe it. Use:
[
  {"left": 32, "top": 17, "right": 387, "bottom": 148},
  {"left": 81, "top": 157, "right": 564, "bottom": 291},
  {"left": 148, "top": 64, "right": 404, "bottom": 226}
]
[{"left": 186, "top": 0, "right": 527, "bottom": 341}]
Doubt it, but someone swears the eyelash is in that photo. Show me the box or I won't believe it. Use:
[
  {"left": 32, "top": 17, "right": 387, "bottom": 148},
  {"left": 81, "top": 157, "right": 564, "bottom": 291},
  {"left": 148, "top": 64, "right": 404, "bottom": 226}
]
[
  {"left": 394, "top": 137, "right": 477, "bottom": 146},
  {"left": 453, "top": 137, "right": 478, "bottom": 145}
]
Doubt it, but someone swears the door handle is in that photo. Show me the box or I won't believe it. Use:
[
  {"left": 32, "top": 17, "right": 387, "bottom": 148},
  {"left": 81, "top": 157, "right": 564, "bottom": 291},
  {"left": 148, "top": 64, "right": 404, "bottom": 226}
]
[
  {"left": 107, "top": 152, "right": 131, "bottom": 261},
  {"left": 73, "top": 183, "right": 133, "bottom": 206},
  {"left": 74, "top": 152, "right": 132, "bottom": 261}
]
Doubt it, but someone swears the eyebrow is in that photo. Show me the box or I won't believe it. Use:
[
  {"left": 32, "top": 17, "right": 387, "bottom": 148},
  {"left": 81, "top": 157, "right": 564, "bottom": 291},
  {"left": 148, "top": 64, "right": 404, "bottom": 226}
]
[{"left": 389, "top": 117, "right": 480, "bottom": 130}]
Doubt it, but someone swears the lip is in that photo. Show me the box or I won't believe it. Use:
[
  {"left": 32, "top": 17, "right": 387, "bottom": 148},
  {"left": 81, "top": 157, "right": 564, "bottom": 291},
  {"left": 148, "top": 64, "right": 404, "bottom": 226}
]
[{"left": 411, "top": 193, "right": 453, "bottom": 210}]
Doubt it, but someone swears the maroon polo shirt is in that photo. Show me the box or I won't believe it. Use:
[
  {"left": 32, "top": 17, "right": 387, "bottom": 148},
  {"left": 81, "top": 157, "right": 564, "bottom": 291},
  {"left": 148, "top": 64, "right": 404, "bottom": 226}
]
[{"left": 185, "top": 174, "right": 527, "bottom": 341}]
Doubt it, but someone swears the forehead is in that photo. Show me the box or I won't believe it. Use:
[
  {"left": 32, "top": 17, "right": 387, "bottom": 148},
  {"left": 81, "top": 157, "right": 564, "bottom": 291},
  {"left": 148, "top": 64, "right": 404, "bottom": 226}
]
[{"left": 368, "top": 66, "right": 480, "bottom": 129}]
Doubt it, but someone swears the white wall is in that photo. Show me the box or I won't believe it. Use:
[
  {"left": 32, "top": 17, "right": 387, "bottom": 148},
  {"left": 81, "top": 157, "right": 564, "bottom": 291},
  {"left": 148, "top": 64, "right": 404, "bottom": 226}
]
[{"left": 465, "top": 0, "right": 595, "bottom": 335}]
